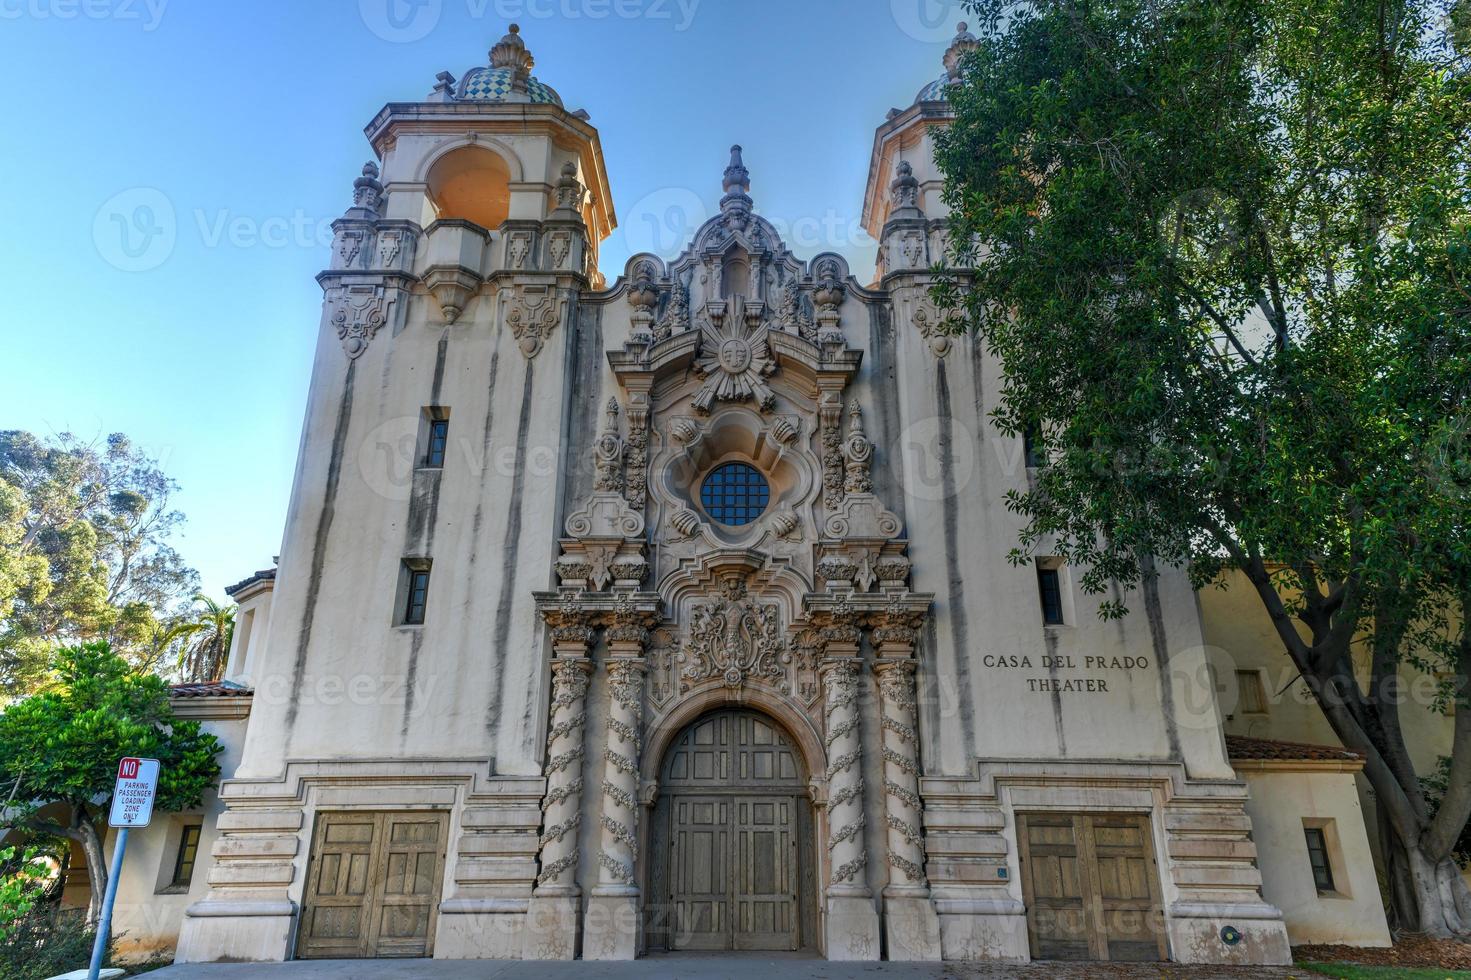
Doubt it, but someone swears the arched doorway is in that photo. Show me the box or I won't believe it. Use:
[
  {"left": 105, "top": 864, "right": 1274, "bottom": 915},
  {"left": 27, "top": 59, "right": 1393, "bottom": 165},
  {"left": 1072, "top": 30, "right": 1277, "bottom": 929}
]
[{"left": 647, "top": 708, "right": 817, "bottom": 952}]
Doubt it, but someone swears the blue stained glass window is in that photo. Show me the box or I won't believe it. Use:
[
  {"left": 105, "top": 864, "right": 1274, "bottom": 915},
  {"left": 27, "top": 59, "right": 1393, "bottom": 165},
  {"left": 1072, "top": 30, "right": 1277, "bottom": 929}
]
[{"left": 700, "top": 462, "right": 770, "bottom": 526}]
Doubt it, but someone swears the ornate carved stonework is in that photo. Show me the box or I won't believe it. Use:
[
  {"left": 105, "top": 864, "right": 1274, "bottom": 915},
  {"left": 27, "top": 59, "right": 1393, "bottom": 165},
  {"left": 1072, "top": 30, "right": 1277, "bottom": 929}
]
[
  {"left": 328, "top": 282, "right": 396, "bottom": 359},
  {"left": 681, "top": 576, "right": 786, "bottom": 690},
  {"left": 506, "top": 285, "right": 561, "bottom": 358},
  {"left": 912, "top": 302, "right": 956, "bottom": 358},
  {"left": 693, "top": 296, "right": 776, "bottom": 414}
]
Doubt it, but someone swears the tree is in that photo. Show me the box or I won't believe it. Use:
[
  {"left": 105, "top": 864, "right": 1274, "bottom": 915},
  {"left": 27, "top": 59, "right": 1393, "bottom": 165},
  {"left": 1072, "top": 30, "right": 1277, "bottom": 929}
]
[
  {"left": 176, "top": 594, "right": 236, "bottom": 684},
  {"left": 934, "top": 0, "right": 1471, "bottom": 934},
  {"left": 0, "top": 643, "right": 222, "bottom": 927},
  {"left": 0, "top": 431, "right": 199, "bottom": 696}
]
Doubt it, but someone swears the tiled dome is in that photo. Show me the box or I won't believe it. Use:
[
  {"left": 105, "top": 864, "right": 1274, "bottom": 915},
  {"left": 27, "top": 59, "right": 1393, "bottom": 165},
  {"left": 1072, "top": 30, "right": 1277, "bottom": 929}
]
[
  {"left": 456, "top": 66, "right": 563, "bottom": 106},
  {"left": 914, "top": 75, "right": 951, "bottom": 104}
]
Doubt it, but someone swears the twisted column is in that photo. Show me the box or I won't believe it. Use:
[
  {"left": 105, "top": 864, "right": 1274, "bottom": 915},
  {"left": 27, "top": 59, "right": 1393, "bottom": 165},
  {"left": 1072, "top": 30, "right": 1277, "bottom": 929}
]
[
  {"left": 820, "top": 652, "right": 869, "bottom": 896},
  {"left": 875, "top": 659, "right": 928, "bottom": 893},
  {"left": 534, "top": 657, "right": 592, "bottom": 894},
  {"left": 525, "top": 600, "right": 595, "bottom": 960},
  {"left": 583, "top": 597, "right": 651, "bottom": 961},
  {"left": 594, "top": 657, "right": 645, "bottom": 891},
  {"left": 871, "top": 604, "right": 940, "bottom": 960}
]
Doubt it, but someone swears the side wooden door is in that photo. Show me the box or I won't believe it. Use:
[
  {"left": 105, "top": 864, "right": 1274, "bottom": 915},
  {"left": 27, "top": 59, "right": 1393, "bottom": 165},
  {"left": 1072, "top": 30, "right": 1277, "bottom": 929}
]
[
  {"left": 1017, "top": 811, "right": 1166, "bottom": 962},
  {"left": 298, "top": 811, "right": 448, "bottom": 959}
]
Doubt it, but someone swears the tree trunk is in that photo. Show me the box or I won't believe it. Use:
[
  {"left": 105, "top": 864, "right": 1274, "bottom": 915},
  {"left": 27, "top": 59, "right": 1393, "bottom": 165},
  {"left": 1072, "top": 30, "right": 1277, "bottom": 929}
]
[{"left": 70, "top": 807, "right": 106, "bottom": 929}]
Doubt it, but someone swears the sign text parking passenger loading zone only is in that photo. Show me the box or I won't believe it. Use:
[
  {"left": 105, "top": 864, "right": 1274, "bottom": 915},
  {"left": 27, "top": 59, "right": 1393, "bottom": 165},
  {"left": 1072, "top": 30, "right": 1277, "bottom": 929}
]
[{"left": 109, "top": 756, "right": 160, "bottom": 827}]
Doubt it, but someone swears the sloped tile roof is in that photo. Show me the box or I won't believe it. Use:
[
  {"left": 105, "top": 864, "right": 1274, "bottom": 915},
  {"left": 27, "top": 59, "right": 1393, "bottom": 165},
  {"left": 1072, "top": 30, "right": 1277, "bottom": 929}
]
[
  {"left": 169, "top": 680, "right": 254, "bottom": 699},
  {"left": 1226, "top": 734, "right": 1364, "bottom": 763}
]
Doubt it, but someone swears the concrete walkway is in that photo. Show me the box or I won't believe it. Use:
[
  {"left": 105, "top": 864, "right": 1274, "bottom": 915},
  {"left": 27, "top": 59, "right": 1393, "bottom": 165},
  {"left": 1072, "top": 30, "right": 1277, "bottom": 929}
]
[{"left": 143, "top": 955, "right": 1311, "bottom": 979}]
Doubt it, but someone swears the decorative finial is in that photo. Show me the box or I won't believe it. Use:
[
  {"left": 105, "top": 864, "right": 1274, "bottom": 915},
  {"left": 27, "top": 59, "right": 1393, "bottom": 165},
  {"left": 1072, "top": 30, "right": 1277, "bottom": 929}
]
[
  {"left": 720, "top": 144, "right": 753, "bottom": 231},
  {"left": 890, "top": 158, "right": 922, "bottom": 215},
  {"left": 944, "top": 21, "right": 979, "bottom": 81},
  {"left": 351, "top": 161, "right": 383, "bottom": 214},
  {"left": 490, "top": 23, "right": 534, "bottom": 77},
  {"left": 723, "top": 145, "right": 750, "bottom": 195}
]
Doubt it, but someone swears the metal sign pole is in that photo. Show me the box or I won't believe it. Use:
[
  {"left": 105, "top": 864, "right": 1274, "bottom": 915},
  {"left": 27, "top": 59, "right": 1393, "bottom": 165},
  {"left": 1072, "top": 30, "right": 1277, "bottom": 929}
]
[{"left": 87, "top": 826, "right": 129, "bottom": 980}]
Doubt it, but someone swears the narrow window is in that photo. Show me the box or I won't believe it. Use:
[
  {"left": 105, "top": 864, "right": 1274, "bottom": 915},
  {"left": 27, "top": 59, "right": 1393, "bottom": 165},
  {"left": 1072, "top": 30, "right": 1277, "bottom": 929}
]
[
  {"left": 404, "top": 567, "right": 431, "bottom": 625},
  {"left": 1304, "top": 827, "right": 1336, "bottom": 892},
  {"left": 1037, "top": 565, "right": 1064, "bottom": 625},
  {"left": 1236, "top": 670, "right": 1268, "bottom": 715},
  {"left": 1023, "top": 424, "right": 1044, "bottom": 468},
  {"left": 424, "top": 418, "right": 449, "bottom": 468},
  {"left": 171, "top": 824, "right": 203, "bottom": 888}
]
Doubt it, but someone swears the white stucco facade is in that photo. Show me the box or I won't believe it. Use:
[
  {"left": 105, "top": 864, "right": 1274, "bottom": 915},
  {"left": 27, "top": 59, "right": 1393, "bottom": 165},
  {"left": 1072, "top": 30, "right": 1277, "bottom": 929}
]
[{"left": 124, "top": 22, "right": 1402, "bottom": 967}]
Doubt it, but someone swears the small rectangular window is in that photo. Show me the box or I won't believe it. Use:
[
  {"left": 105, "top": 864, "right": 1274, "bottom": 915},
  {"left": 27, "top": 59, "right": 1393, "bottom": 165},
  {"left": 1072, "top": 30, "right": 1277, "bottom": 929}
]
[
  {"left": 1304, "top": 827, "right": 1336, "bottom": 892},
  {"left": 404, "top": 567, "right": 431, "bottom": 625},
  {"left": 171, "top": 824, "right": 202, "bottom": 888},
  {"left": 1023, "top": 424, "right": 1044, "bottom": 468},
  {"left": 424, "top": 418, "right": 449, "bottom": 468},
  {"left": 1037, "top": 565, "right": 1064, "bottom": 625},
  {"left": 1236, "top": 670, "right": 1268, "bottom": 714}
]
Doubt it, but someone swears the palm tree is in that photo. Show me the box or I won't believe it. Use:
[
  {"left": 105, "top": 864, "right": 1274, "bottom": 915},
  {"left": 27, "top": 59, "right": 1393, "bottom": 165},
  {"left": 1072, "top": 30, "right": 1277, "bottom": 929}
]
[{"left": 176, "top": 594, "right": 235, "bottom": 683}]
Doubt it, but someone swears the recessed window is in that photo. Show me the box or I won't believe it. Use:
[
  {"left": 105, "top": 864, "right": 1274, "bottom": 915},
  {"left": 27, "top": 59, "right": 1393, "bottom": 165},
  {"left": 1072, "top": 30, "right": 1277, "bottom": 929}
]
[
  {"left": 1037, "top": 565, "right": 1064, "bottom": 625},
  {"left": 403, "top": 566, "right": 432, "bottom": 625},
  {"left": 171, "top": 824, "right": 202, "bottom": 889},
  {"left": 1304, "top": 827, "right": 1336, "bottom": 892},
  {"left": 423, "top": 418, "right": 449, "bottom": 468},
  {"left": 700, "top": 461, "right": 770, "bottom": 526},
  {"left": 1236, "top": 670, "right": 1268, "bottom": 715},
  {"left": 1023, "top": 424, "right": 1044, "bottom": 468}
]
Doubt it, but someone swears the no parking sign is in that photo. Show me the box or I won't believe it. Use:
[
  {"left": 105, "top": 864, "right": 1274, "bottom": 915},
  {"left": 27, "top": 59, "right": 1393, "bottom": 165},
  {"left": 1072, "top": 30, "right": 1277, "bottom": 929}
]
[{"left": 108, "top": 757, "right": 160, "bottom": 828}]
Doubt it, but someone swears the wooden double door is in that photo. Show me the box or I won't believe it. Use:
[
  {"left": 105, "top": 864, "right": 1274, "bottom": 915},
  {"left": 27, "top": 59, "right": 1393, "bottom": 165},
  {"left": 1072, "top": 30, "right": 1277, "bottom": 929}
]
[
  {"left": 1017, "top": 811, "right": 1167, "bottom": 962},
  {"left": 649, "top": 710, "right": 816, "bottom": 952},
  {"left": 297, "top": 811, "right": 448, "bottom": 959}
]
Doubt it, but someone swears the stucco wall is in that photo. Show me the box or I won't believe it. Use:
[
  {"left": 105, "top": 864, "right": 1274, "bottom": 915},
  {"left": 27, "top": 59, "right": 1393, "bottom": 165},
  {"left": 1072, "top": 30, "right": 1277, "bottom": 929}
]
[{"left": 1238, "top": 767, "right": 1391, "bottom": 947}]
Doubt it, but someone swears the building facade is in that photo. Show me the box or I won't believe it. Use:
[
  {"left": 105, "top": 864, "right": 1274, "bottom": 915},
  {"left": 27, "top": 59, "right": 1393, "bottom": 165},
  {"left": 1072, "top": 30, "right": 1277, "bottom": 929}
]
[{"left": 158, "top": 24, "right": 1392, "bottom": 965}]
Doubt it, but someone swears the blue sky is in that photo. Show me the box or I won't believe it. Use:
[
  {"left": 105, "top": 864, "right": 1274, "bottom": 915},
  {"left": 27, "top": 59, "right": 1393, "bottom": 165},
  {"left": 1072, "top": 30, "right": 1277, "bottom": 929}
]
[{"left": 0, "top": 0, "right": 966, "bottom": 598}]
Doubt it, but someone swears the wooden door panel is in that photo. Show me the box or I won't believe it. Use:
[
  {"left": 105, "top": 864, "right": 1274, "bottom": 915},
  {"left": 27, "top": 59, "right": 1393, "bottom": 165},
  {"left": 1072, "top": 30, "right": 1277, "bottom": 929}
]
[
  {"left": 297, "top": 811, "right": 447, "bottom": 960},
  {"left": 658, "top": 710, "right": 808, "bottom": 953},
  {"left": 1018, "top": 812, "right": 1165, "bottom": 963}
]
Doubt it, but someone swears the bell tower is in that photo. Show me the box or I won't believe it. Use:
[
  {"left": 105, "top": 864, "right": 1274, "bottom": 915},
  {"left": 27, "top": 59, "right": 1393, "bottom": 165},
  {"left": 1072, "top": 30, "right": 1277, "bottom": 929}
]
[{"left": 176, "top": 26, "right": 619, "bottom": 963}]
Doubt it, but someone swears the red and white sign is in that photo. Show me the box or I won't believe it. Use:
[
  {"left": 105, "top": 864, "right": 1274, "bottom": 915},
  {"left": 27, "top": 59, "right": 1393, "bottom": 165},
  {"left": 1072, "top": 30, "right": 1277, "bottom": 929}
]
[{"left": 108, "top": 757, "right": 161, "bottom": 828}]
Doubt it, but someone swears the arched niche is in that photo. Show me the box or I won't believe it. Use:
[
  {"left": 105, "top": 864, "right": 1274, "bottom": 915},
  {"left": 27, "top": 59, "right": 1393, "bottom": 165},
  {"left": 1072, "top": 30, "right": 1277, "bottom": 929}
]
[{"left": 424, "top": 144, "right": 514, "bottom": 231}]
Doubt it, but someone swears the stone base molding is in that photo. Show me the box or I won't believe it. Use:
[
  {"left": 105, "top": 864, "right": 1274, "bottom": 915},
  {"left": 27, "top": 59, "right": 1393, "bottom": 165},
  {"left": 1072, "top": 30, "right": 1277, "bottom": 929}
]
[
  {"left": 921, "top": 760, "right": 1291, "bottom": 966},
  {"left": 174, "top": 761, "right": 542, "bottom": 963}
]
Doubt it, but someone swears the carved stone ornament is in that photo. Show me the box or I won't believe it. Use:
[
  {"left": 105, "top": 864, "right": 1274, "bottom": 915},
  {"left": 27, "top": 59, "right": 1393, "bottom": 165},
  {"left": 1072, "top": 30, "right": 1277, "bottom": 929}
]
[
  {"left": 655, "top": 278, "right": 691, "bottom": 342},
  {"left": 694, "top": 296, "right": 776, "bottom": 414},
  {"left": 680, "top": 576, "right": 786, "bottom": 690},
  {"left": 506, "top": 285, "right": 560, "bottom": 358},
  {"left": 329, "top": 282, "right": 395, "bottom": 359},
  {"left": 912, "top": 302, "right": 956, "bottom": 358}
]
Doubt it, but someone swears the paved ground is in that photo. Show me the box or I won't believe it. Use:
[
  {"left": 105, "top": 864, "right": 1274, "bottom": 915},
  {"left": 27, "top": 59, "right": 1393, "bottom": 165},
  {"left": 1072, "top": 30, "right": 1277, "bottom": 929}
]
[{"left": 143, "top": 955, "right": 1311, "bottom": 979}]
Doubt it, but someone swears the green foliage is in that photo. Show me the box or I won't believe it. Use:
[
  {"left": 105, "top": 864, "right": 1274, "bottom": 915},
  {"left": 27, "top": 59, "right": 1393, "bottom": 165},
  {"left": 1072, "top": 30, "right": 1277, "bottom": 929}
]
[
  {"left": 0, "top": 847, "right": 49, "bottom": 940},
  {"left": 0, "top": 642, "right": 222, "bottom": 819},
  {"left": 934, "top": 0, "right": 1471, "bottom": 928},
  {"left": 175, "top": 594, "right": 235, "bottom": 684},
  {"left": 0, "top": 431, "right": 200, "bottom": 697},
  {"left": 0, "top": 908, "right": 104, "bottom": 980}
]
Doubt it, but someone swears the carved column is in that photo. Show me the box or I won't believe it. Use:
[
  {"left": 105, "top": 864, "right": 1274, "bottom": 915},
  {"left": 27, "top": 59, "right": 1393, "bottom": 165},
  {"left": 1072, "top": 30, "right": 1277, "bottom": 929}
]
[
  {"left": 584, "top": 604, "right": 648, "bottom": 960},
  {"left": 873, "top": 613, "right": 941, "bottom": 960},
  {"left": 817, "top": 605, "right": 881, "bottom": 960},
  {"left": 524, "top": 603, "right": 594, "bottom": 960}
]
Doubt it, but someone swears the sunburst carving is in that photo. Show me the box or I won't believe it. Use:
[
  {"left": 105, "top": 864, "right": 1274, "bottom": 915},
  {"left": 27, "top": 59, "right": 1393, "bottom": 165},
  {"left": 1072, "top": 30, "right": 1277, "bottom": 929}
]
[{"left": 693, "top": 296, "right": 776, "bottom": 414}]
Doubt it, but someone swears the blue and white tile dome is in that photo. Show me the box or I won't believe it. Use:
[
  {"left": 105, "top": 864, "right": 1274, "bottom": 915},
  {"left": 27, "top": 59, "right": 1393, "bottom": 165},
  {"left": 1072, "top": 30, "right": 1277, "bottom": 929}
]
[
  {"left": 914, "top": 75, "right": 951, "bottom": 104},
  {"left": 456, "top": 66, "right": 563, "bottom": 106}
]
